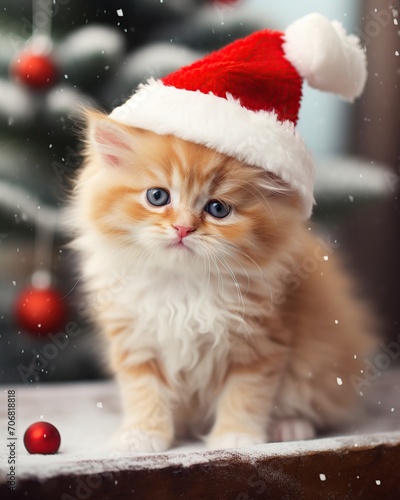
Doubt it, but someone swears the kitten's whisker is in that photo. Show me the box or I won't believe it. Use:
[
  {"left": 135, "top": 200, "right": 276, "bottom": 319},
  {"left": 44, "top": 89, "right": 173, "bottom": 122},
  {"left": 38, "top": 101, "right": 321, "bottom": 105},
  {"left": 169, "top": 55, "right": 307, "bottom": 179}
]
[
  {"left": 223, "top": 178, "right": 278, "bottom": 223},
  {"left": 138, "top": 241, "right": 160, "bottom": 273},
  {"left": 224, "top": 242, "right": 268, "bottom": 281},
  {"left": 224, "top": 241, "right": 274, "bottom": 306},
  {"left": 112, "top": 238, "right": 145, "bottom": 270},
  {"left": 196, "top": 238, "right": 247, "bottom": 310},
  {"left": 199, "top": 248, "right": 212, "bottom": 291},
  {"left": 217, "top": 246, "right": 251, "bottom": 295},
  {"left": 216, "top": 240, "right": 274, "bottom": 316},
  {"left": 237, "top": 179, "right": 278, "bottom": 224},
  {"left": 127, "top": 247, "right": 148, "bottom": 275},
  {"left": 207, "top": 249, "right": 225, "bottom": 300},
  {"left": 215, "top": 254, "right": 246, "bottom": 320},
  {"left": 196, "top": 240, "right": 226, "bottom": 298}
]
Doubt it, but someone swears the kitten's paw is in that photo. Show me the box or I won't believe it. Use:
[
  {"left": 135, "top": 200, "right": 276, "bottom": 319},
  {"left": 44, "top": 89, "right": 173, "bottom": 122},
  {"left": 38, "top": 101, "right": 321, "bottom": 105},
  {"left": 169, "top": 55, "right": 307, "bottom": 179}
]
[
  {"left": 271, "top": 418, "right": 315, "bottom": 443},
  {"left": 207, "top": 432, "right": 266, "bottom": 450},
  {"left": 111, "top": 428, "right": 171, "bottom": 453}
]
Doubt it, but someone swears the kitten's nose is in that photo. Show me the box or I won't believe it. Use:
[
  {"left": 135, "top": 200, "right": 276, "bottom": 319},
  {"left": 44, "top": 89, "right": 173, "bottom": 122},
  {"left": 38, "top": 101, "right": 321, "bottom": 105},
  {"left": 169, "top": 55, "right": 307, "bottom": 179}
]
[{"left": 173, "top": 225, "right": 194, "bottom": 239}]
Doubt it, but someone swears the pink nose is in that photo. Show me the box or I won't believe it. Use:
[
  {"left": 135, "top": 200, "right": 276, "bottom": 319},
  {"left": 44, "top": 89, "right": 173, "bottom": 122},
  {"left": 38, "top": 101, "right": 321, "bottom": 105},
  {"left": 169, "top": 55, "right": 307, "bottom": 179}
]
[{"left": 174, "top": 225, "right": 194, "bottom": 239}]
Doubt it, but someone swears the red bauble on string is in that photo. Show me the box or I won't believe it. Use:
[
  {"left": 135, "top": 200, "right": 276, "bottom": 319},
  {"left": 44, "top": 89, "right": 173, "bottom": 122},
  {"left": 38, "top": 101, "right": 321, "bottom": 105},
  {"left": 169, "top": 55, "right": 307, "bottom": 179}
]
[
  {"left": 24, "top": 421, "right": 61, "bottom": 454},
  {"left": 10, "top": 51, "right": 58, "bottom": 88},
  {"left": 15, "top": 286, "right": 67, "bottom": 336}
]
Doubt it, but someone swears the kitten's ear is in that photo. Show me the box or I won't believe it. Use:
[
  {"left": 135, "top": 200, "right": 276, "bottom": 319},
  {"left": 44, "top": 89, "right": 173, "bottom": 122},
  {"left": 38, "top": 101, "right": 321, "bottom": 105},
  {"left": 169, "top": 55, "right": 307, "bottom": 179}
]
[{"left": 86, "top": 111, "right": 136, "bottom": 168}]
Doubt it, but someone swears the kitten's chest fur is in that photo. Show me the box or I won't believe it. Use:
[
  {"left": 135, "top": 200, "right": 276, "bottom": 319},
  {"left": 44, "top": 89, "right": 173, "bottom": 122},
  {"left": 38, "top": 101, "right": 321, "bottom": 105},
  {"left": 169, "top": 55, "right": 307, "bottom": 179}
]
[{"left": 111, "top": 265, "right": 247, "bottom": 377}]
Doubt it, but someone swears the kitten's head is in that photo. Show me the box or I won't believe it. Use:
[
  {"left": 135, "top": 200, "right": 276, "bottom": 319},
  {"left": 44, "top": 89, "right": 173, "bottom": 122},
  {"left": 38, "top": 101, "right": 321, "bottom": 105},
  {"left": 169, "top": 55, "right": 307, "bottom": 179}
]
[{"left": 75, "top": 111, "right": 304, "bottom": 271}]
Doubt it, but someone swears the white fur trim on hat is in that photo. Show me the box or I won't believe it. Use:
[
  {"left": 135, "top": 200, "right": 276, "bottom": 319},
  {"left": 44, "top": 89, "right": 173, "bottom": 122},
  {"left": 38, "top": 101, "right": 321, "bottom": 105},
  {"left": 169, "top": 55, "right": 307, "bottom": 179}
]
[
  {"left": 283, "top": 13, "right": 367, "bottom": 102},
  {"left": 110, "top": 79, "right": 315, "bottom": 218}
]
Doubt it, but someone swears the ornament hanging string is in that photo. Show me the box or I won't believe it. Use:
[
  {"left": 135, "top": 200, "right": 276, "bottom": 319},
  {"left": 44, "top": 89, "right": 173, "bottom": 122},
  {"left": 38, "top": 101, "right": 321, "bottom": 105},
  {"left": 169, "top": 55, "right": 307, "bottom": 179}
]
[
  {"left": 0, "top": 179, "right": 60, "bottom": 283},
  {"left": 0, "top": 180, "right": 58, "bottom": 286},
  {"left": 30, "top": 0, "right": 54, "bottom": 54},
  {"left": 31, "top": 201, "right": 58, "bottom": 289}
]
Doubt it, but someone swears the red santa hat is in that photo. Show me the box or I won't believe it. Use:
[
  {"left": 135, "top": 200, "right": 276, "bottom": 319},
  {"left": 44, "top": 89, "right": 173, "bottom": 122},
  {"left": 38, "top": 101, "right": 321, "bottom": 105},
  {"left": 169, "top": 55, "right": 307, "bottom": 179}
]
[{"left": 110, "top": 13, "right": 367, "bottom": 218}]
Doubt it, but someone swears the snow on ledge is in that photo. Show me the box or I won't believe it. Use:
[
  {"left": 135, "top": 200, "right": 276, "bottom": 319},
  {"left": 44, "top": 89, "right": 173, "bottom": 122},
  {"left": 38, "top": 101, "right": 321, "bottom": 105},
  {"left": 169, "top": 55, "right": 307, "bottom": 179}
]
[{"left": 1, "top": 380, "right": 399, "bottom": 482}]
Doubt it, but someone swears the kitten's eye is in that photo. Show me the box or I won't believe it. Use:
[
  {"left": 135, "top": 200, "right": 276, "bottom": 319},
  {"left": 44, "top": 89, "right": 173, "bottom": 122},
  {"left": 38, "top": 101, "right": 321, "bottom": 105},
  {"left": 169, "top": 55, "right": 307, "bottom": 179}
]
[
  {"left": 146, "top": 188, "right": 170, "bottom": 206},
  {"left": 205, "top": 199, "right": 231, "bottom": 219}
]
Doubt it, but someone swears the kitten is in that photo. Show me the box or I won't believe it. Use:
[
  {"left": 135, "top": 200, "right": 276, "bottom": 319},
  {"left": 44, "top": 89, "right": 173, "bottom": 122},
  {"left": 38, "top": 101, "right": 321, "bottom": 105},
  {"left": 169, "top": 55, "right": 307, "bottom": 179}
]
[{"left": 69, "top": 110, "right": 375, "bottom": 452}]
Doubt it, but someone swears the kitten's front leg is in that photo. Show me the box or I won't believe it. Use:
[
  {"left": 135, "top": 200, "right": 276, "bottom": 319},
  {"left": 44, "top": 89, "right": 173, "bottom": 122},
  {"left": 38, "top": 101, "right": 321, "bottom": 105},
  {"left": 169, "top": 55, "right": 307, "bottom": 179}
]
[
  {"left": 112, "top": 359, "right": 174, "bottom": 453},
  {"left": 206, "top": 360, "right": 283, "bottom": 450}
]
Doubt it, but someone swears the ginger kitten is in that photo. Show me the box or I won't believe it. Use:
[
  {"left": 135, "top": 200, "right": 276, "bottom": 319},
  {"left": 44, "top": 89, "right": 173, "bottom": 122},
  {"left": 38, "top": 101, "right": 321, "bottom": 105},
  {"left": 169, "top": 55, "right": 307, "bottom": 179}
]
[{"left": 69, "top": 111, "right": 375, "bottom": 452}]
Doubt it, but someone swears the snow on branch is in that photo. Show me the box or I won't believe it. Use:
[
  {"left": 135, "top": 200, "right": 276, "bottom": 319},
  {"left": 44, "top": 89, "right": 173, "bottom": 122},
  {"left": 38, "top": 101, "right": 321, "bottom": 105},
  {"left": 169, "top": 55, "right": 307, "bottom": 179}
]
[{"left": 0, "top": 181, "right": 60, "bottom": 232}]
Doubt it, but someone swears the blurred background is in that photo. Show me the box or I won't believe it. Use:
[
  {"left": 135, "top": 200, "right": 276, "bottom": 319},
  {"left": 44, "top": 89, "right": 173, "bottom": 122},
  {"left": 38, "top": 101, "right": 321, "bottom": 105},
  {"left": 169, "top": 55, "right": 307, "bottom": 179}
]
[{"left": 0, "top": 0, "right": 399, "bottom": 384}]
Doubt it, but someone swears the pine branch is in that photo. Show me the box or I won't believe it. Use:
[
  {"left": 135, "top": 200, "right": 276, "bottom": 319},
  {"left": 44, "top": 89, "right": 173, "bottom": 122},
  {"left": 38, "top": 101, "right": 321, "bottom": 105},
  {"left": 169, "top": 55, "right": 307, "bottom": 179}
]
[{"left": 0, "top": 181, "right": 60, "bottom": 232}]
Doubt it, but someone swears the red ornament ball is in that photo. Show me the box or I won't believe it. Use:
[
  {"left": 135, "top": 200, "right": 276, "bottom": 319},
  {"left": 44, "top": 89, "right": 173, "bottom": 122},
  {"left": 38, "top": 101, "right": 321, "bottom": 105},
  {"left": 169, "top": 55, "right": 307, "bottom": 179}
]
[
  {"left": 11, "top": 51, "right": 58, "bottom": 88},
  {"left": 15, "top": 287, "right": 67, "bottom": 336},
  {"left": 24, "top": 421, "right": 61, "bottom": 454}
]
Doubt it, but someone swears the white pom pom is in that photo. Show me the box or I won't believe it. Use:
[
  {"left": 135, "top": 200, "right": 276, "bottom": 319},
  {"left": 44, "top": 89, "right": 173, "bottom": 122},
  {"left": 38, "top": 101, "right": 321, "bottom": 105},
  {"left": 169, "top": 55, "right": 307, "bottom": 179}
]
[{"left": 283, "top": 13, "right": 367, "bottom": 102}]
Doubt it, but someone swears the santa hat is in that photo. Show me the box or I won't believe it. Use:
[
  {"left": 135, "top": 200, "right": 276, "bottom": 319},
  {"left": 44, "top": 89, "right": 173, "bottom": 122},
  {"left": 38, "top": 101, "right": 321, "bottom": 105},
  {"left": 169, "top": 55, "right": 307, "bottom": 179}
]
[{"left": 110, "top": 13, "right": 367, "bottom": 218}]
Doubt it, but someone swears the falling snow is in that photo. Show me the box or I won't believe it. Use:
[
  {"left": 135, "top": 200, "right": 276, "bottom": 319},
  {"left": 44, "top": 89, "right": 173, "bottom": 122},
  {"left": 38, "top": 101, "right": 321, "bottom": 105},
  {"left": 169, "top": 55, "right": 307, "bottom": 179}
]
[
  {"left": 116, "top": 8, "right": 123, "bottom": 16},
  {"left": 319, "top": 473, "right": 326, "bottom": 481},
  {"left": 337, "top": 377, "right": 343, "bottom": 386},
  {"left": 97, "top": 402, "right": 103, "bottom": 408},
  {"left": 375, "top": 480, "right": 381, "bottom": 486},
  {"left": 323, "top": 256, "right": 329, "bottom": 261}
]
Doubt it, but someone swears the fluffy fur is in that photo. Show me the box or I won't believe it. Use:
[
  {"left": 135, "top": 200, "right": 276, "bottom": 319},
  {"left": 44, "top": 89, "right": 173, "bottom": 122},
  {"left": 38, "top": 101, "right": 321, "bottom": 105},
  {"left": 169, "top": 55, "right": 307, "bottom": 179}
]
[{"left": 69, "top": 111, "right": 375, "bottom": 452}]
